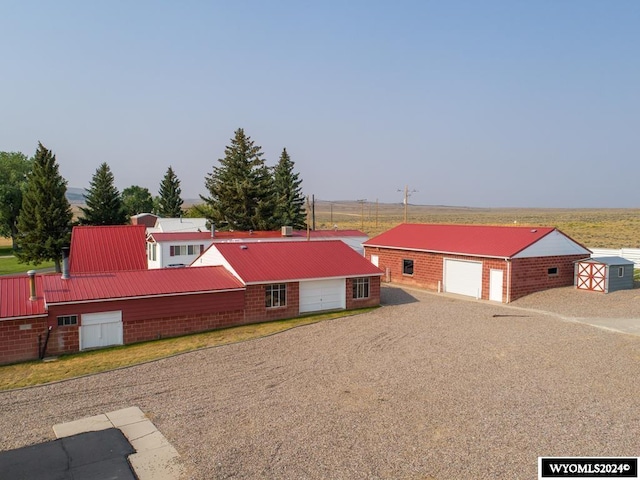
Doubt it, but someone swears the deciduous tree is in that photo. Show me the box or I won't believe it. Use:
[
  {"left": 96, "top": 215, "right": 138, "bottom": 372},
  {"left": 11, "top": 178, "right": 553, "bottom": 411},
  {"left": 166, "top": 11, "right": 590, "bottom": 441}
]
[
  {"left": 157, "top": 166, "right": 184, "bottom": 217},
  {"left": 16, "top": 143, "right": 73, "bottom": 272},
  {"left": 0, "top": 151, "right": 33, "bottom": 249},
  {"left": 79, "top": 162, "right": 128, "bottom": 225},
  {"left": 122, "top": 185, "right": 154, "bottom": 216},
  {"left": 273, "top": 148, "right": 306, "bottom": 229}
]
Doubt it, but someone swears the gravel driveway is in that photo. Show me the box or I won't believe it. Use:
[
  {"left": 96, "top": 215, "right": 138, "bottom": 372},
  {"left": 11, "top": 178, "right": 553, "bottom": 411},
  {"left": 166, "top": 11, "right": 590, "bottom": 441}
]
[{"left": 2, "top": 286, "right": 640, "bottom": 479}]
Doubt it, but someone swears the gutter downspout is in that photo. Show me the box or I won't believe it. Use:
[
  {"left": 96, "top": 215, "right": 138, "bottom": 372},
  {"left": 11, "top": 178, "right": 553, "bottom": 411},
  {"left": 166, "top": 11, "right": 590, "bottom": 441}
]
[{"left": 506, "top": 258, "right": 512, "bottom": 303}]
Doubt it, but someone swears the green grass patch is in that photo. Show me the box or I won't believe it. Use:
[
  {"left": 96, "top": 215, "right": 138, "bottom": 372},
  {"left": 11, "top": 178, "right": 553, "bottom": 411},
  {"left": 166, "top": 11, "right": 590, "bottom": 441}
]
[
  {"left": 0, "top": 307, "right": 377, "bottom": 391},
  {"left": 0, "top": 255, "right": 55, "bottom": 276},
  {"left": 0, "top": 246, "right": 14, "bottom": 256}
]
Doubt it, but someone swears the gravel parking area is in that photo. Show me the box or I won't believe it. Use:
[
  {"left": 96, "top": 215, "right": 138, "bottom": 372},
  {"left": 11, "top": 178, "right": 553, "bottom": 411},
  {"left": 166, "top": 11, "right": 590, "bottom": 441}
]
[{"left": 2, "top": 286, "right": 640, "bottom": 479}]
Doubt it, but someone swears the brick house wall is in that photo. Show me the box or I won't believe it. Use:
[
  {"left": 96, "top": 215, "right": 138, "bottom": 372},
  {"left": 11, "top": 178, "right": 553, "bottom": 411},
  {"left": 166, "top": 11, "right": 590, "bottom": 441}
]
[
  {"left": 0, "top": 317, "right": 49, "bottom": 364},
  {"left": 244, "top": 283, "right": 300, "bottom": 323},
  {"left": 345, "top": 276, "right": 381, "bottom": 310},
  {"left": 365, "top": 246, "right": 585, "bottom": 302}
]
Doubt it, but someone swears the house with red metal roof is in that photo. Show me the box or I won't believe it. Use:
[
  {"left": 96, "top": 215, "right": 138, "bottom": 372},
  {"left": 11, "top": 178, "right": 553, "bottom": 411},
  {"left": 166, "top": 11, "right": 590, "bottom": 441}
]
[
  {"left": 363, "top": 223, "right": 590, "bottom": 303},
  {"left": 0, "top": 239, "right": 382, "bottom": 364},
  {"left": 0, "top": 267, "right": 245, "bottom": 364},
  {"left": 146, "top": 228, "right": 369, "bottom": 269},
  {"left": 192, "top": 240, "right": 383, "bottom": 323},
  {"left": 70, "top": 225, "right": 147, "bottom": 273}
]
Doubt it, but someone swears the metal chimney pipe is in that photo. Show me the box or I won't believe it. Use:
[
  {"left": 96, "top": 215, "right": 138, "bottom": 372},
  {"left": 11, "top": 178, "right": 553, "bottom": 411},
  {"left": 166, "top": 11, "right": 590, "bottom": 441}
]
[
  {"left": 27, "top": 270, "right": 37, "bottom": 301},
  {"left": 61, "top": 246, "right": 70, "bottom": 280},
  {"left": 210, "top": 223, "right": 215, "bottom": 238}
]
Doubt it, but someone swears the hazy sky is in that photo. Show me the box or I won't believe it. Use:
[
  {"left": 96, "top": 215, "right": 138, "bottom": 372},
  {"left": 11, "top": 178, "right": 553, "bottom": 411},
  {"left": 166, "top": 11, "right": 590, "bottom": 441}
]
[{"left": 2, "top": 1, "right": 639, "bottom": 208}]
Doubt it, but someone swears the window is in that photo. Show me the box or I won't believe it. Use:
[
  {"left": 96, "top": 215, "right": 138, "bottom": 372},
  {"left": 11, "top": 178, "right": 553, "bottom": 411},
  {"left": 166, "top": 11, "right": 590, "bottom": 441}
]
[
  {"left": 170, "top": 244, "right": 203, "bottom": 256},
  {"left": 353, "top": 277, "right": 370, "bottom": 299},
  {"left": 403, "top": 259, "right": 414, "bottom": 275},
  {"left": 266, "top": 284, "right": 287, "bottom": 308},
  {"left": 151, "top": 243, "right": 156, "bottom": 261},
  {"left": 57, "top": 315, "right": 77, "bottom": 326},
  {"left": 618, "top": 266, "right": 625, "bottom": 277},
  {"left": 548, "top": 267, "right": 558, "bottom": 276}
]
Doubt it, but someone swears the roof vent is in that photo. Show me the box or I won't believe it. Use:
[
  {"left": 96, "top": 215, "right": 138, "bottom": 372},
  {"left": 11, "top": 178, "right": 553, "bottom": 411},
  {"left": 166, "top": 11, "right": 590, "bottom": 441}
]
[
  {"left": 281, "top": 226, "right": 293, "bottom": 237},
  {"left": 530, "top": 229, "right": 537, "bottom": 233},
  {"left": 240, "top": 245, "right": 248, "bottom": 250}
]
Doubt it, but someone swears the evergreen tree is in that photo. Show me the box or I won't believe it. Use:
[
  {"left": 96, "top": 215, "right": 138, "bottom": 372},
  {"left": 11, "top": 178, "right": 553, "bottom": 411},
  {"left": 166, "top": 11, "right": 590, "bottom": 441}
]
[
  {"left": 79, "top": 162, "right": 128, "bottom": 225},
  {"left": 273, "top": 148, "right": 306, "bottom": 229},
  {"left": 122, "top": 185, "right": 154, "bottom": 216},
  {"left": 201, "top": 128, "right": 276, "bottom": 230},
  {"left": 157, "top": 166, "right": 184, "bottom": 217},
  {"left": 16, "top": 142, "right": 73, "bottom": 272}
]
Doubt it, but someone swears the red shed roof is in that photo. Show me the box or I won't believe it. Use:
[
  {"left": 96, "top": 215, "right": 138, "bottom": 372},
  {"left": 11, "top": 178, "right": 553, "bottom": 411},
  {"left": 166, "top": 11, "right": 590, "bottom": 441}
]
[
  {"left": 364, "top": 223, "right": 559, "bottom": 258},
  {"left": 70, "top": 225, "right": 147, "bottom": 273},
  {"left": 42, "top": 266, "right": 243, "bottom": 305},
  {"left": 0, "top": 274, "right": 47, "bottom": 319},
  {"left": 207, "top": 240, "right": 382, "bottom": 284}
]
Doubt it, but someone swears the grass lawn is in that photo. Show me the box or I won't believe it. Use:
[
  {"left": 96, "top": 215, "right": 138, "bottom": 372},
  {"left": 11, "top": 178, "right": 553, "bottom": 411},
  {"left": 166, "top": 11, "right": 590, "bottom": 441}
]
[
  {"left": 0, "top": 241, "right": 55, "bottom": 275},
  {"left": 0, "top": 308, "right": 376, "bottom": 391}
]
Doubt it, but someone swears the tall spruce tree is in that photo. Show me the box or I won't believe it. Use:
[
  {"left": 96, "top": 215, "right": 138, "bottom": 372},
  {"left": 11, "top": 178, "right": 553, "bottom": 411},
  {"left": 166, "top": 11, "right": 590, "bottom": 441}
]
[
  {"left": 79, "top": 162, "right": 128, "bottom": 225},
  {"left": 157, "top": 166, "right": 184, "bottom": 217},
  {"left": 16, "top": 142, "right": 73, "bottom": 272},
  {"left": 201, "top": 128, "right": 276, "bottom": 230},
  {"left": 273, "top": 148, "right": 306, "bottom": 229}
]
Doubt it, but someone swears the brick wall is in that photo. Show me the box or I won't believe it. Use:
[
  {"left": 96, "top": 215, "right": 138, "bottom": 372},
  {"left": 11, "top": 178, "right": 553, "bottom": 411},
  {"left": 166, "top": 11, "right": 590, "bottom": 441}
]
[
  {"left": 244, "top": 283, "right": 300, "bottom": 323},
  {"left": 365, "top": 246, "right": 584, "bottom": 303},
  {"left": 345, "top": 276, "right": 381, "bottom": 310},
  {"left": 0, "top": 317, "right": 48, "bottom": 364}
]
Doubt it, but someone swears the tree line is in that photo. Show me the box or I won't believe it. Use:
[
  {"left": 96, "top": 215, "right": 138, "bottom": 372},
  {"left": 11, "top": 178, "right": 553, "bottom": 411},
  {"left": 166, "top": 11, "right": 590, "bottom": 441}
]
[{"left": 0, "top": 128, "right": 306, "bottom": 271}]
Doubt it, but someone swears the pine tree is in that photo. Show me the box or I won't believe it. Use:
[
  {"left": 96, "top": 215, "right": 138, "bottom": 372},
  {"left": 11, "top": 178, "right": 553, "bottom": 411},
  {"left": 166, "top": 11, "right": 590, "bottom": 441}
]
[
  {"left": 16, "top": 142, "right": 73, "bottom": 272},
  {"left": 157, "top": 166, "right": 184, "bottom": 217},
  {"left": 79, "top": 162, "right": 128, "bottom": 225},
  {"left": 201, "top": 128, "right": 276, "bottom": 230},
  {"left": 273, "top": 148, "right": 306, "bottom": 229}
]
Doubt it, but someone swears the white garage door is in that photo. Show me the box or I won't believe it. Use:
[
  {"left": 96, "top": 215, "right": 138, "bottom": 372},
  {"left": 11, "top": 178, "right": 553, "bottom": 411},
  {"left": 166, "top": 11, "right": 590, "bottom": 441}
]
[
  {"left": 299, "top": 279, "right": 346, "bottom": 313},
  {"left": 80, "top": 311, "right": 123, "bottom": 350},
  {"left": 444, "top": 259, "right": 483, "bottom": 299}
]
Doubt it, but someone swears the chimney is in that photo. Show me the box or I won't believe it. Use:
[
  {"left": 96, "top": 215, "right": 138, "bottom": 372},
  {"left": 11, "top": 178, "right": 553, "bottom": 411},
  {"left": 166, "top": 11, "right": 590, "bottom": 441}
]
[
  {"left": 61, "top": 246, "right": 70, "bottom": 280},
  {"left": 27, "top": 270, "right": 37, "bottom": 301}
]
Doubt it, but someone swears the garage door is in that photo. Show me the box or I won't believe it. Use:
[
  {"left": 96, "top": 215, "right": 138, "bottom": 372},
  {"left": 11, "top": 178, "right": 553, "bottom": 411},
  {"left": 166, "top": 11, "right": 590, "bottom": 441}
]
[
  {"left": 299, "top": 279, "right": 346, "bottom": 313},
  {"left": 80, "top": 311, "right": 123, "bottom": 350},
  {"left": 444, "top": 259, "right": 483, "bottom": 299}
]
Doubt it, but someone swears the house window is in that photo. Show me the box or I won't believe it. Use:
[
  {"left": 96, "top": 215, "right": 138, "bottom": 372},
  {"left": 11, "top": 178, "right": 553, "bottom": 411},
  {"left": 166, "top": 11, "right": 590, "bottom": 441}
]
[
  {"left": 353, "top": 277, "right": 370, "bottom": 299},
  {"left": 151, "top": 243, "right": 156, "bottom": 261},
  {"left": 187, "top": 245, "right": 197, "bottom": 255},
  {"left": 170, "top": 245, "right": 187, "bottom": 256},
  {"left": 266, "top": 284, "right": 287, "bottom": 308},
  {"left": 548, "top": 267, "right": 558, "bottom": 276},
  {"left": 403, "top": 259, "right": 414, "bottom": 275},
  {"left": 618, "top": 266, "right": 625, "bottom": 277},
  {"left": 57, "top": 315, "right": 78, "bottom": 326}
]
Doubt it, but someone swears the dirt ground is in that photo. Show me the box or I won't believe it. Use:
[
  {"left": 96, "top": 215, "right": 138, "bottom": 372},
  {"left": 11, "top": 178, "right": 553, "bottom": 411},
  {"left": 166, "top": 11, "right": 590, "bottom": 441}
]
[{"left": 1, "top": 286, "right": 640, "bottom": 479}]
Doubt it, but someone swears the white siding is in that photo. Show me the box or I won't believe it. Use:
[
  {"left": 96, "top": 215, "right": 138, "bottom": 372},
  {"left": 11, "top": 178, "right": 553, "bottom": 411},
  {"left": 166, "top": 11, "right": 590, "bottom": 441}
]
[
  {"left": 590, "top": 248, "right": 640, "bottom": 268},
  {"left": 513, "top": 230, "right": 590, "bottom": 258},
  {"left": 80, "top": 311, "right": 123, "bottom": 350},
  {"left": 191, "top": 245, "right": 243, "bottom": 282}
]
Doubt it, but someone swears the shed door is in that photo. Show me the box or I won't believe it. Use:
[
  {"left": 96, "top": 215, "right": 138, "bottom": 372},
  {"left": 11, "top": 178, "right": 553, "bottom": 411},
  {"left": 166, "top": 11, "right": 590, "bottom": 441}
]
[
  {"left": 576, "top": 262, "right": 606, "bottom": 292},
  {"left": 299, "top": 279, "right": 346, "bottom": 313},
  {"left": 444, "top": 259, "right": 483, "bottom": 299},
  {"left": 80, "top": 311, "right": 123, "bottom": 350},
  {"left": 489, "top": 269, "right": 504, "bottom": 302}
]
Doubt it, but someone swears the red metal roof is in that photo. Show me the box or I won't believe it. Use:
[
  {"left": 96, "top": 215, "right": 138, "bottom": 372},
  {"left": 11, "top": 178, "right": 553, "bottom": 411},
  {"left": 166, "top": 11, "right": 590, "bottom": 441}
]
[
  {"left": 364, "top": 223, "right": 558, "bottom": 258},
  {"left": 148, "top": 232, "right": 214, "bottom": 242},
  {"left": 210, "top": 240, "right": 383, "bottom": 284},
  {"left": 0, "top": 274, "right": 47, "bottom": 319},
  {"left": 42, "top": 266, "right": 244, "bottom": 305},
  {"left": 69, "top": 225, "right": 148, "bottom": 273},
  {"left": 148, "top": 230, "right": 366, "bottom": 243}
]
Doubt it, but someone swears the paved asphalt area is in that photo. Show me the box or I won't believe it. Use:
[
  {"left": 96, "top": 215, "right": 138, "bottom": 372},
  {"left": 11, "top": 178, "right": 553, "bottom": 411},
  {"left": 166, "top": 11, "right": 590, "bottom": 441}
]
[{"left": 0, "top": 428, "right": 135, "bottom": 480}]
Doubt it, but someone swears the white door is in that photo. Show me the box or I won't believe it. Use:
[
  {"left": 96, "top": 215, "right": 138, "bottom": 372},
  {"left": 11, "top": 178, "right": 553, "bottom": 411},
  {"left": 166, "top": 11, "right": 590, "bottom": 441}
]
[
  {"left": 444, "top": 259, "right": 483, "bottom": 299},
  {"left": 489, "top": 269, "right": 504, "bottom": 302},
  {"left": 80, "top": 311, "right": 123, "bottom": 350},
  {"left": 299, "top": 279, "right": 346, "bottom": 313}
]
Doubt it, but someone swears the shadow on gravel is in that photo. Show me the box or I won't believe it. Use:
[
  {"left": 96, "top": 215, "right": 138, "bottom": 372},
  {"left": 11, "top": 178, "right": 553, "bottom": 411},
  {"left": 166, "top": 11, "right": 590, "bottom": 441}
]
[{"left": 381, "top": 286, "right": 419, "bottom": 305}]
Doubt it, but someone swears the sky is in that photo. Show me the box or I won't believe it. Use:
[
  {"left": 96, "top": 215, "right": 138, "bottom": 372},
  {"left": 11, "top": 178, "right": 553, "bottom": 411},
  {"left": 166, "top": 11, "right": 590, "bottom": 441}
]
[{"left": 1, "top": 1, "right": 639, "bottom": 208}]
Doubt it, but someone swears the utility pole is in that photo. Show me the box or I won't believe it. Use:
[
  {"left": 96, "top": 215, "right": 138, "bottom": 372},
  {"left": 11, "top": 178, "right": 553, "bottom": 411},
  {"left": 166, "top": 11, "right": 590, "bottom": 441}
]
[
  {"left": 398, "top": 185, "right": 417, "bottom": 223},
  {"left": 312, "top": 194, "right": 316, "bottom": 231},
  {"left": 375, "top": 198, "right": 379, "bottom": 228},
  {"left": 356, "top": 199, "right": 367, "bottom": 230}
]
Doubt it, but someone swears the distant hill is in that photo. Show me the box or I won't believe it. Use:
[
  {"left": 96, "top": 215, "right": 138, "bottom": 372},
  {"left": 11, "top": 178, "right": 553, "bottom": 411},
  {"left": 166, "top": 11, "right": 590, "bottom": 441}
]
[{"left": 66, "top": 187, "right": 86, "bottom": 204}]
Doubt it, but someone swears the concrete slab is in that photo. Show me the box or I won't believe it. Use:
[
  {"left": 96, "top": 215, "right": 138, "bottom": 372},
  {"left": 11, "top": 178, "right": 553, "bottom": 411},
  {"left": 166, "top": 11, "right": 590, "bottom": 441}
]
[
  {"left": 129, "top": 445, "right": 184, "bottom": 480},
  {"left": 106, "top": 405, "right": 147, "bottom": 427},
  {"left": 52, "top": 413, "right": 111, "bottom": 438},
  {"left": 119, "top": 419, "right": 158, "bottom": 441}
]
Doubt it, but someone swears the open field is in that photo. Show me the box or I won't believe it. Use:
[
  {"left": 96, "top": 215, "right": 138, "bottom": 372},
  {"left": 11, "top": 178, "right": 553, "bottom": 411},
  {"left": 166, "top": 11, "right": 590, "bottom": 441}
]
[{"left": 312, "top": 201, "right": 640, "bottom": 248}]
